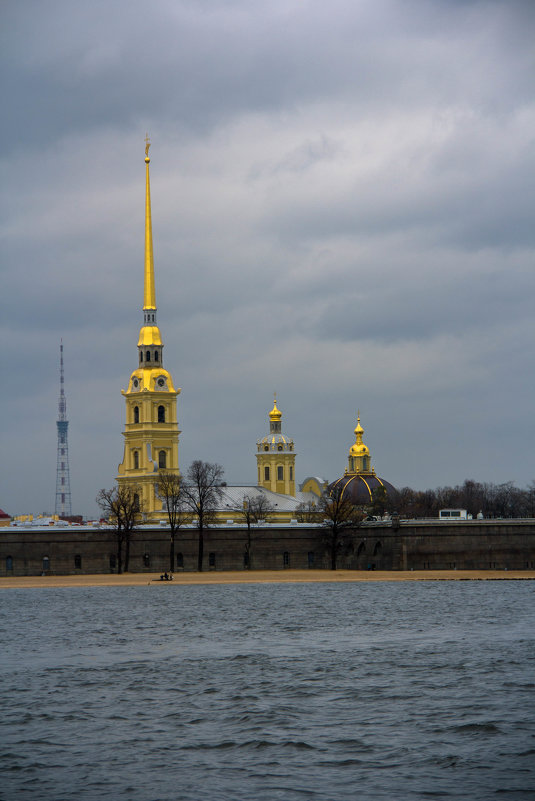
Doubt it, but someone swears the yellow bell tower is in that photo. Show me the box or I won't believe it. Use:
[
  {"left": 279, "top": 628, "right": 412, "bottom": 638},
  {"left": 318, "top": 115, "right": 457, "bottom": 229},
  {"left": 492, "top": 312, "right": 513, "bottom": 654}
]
[
  {"left": 117, "top": 138, "right": 181, "bottom": 517},
  {"left": 256, "top": 396, "right": 296, "bottom": 495}
]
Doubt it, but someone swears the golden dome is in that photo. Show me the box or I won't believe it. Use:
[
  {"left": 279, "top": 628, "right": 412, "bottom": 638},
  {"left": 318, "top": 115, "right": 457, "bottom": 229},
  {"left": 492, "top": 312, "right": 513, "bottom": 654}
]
[
  {"left": 269, "top": 396, "right": 282, "bottom": 421},
  {"left": 137, "top": 325, "right": 163, "bottom": 346},
  {"left": 350, "top": 441, "right": 370, "bottom": 457},
  {"left": 347, "top": 412, "right": 371, "bottom": 471}
]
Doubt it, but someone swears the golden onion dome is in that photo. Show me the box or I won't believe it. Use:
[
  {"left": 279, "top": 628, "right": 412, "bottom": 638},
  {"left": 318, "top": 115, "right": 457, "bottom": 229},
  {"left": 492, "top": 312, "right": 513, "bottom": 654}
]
[
  {"left": 269, "top": 397, "right": 282, "bottom": 421},
  {"left": 348, "top": 412, "right": 370, "bottom": 459},
  {"left": 350, "top": 441, "right": 370, "bottom": 457}
]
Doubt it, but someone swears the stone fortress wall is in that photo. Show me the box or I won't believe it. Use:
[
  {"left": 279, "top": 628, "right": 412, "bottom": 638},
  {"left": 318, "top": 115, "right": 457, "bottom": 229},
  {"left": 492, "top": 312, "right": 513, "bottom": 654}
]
[{"left": 1, "top": 519, "right": 534, "bottom": 576}]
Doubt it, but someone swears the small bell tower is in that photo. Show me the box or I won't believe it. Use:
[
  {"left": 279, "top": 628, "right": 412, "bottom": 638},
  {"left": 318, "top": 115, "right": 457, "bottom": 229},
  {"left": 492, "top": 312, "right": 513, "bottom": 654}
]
[{"left": 256, "top": 396, "right": 296, "bottom": 495}]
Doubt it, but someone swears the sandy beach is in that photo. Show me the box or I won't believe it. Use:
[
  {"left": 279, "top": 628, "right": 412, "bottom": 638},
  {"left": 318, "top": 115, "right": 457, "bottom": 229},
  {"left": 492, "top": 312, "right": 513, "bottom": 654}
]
[{"left": 1, "top": 569, "right": 533, "bottom": 589}]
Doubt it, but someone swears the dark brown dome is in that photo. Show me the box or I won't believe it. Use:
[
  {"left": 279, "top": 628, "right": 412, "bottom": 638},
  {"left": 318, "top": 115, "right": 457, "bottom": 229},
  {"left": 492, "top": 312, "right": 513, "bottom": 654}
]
[{"left": 329, "top": 474, "right": 397, "bottom": 505}]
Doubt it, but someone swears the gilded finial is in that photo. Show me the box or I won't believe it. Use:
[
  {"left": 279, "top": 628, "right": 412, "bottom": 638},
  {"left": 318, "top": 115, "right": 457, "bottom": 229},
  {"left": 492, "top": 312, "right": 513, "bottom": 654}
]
[{"left": 145, "top": 134, "right": 151, "bottom": 162}]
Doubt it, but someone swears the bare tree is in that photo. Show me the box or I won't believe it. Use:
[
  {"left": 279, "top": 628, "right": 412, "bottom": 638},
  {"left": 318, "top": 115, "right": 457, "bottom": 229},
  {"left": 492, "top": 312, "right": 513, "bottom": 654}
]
[
  {"left": 238, "top": 493, "right": 273, "bottom": 569},
  {"left": 320, "top": 487, "right": 363, "bottom": 570},
  {"left": 369, "top": 485, "right": 398, "bottom": 518},
  {"left": 158, "top": 472, "right": 190, "bottom": 571},
  {"left": 295, "top": 499, "right": 321, "bottom": 523},
  {"left": 96, "top": 485, "right": 142, "bottom": 573},
  {"left": 181, "top": 461, "right": 224, "bottom": 572}
]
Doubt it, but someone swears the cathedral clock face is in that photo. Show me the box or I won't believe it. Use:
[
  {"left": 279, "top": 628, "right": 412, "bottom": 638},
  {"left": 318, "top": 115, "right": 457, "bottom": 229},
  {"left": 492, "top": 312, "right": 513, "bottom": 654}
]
[
  {"left": 157, "top": 377, "right": 166, "bottom": 388},
  {"left": 133, "top": 378, "right": 140, "bottom": 390}
]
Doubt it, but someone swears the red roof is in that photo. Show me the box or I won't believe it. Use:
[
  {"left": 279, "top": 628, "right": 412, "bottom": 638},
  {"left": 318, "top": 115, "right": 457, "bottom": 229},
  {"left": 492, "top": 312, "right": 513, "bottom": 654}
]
[{"left": 0, "top": 509, "right": 10, "bottom": 519}]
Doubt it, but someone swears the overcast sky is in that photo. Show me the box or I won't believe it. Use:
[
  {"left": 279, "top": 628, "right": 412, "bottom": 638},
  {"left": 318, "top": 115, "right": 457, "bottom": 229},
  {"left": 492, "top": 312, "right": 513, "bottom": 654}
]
[{"left": 2, "top": 0, "right": 534, "bottom": 519}]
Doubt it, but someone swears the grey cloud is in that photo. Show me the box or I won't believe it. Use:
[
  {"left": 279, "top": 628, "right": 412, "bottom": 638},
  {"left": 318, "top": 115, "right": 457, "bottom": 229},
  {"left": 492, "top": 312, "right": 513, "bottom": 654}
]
[
  {"left": 3, "top": 0, "right": 534, "bottom": 155},
  {"left": 2, "top": 0, "right": 534, "bottom": 517}
]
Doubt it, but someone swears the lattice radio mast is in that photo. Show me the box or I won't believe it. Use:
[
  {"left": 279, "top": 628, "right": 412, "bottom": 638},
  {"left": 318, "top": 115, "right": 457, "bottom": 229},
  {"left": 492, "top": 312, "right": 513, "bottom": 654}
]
[{"left": 55, "top": 340, "right": 72, "bottom": 517}]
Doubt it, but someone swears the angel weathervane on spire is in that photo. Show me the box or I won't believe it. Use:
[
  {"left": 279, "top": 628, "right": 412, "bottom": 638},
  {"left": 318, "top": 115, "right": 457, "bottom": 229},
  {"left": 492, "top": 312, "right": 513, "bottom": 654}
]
[{"left": 145, "top": 134, "right": 151, "bottom": 159}]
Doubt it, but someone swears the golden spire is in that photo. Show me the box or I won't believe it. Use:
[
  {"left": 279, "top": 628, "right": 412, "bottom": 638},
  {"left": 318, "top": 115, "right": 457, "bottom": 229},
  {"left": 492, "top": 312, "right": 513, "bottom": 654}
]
[{"left": 144, "top": 135, "right": 156, "bottom": 311}]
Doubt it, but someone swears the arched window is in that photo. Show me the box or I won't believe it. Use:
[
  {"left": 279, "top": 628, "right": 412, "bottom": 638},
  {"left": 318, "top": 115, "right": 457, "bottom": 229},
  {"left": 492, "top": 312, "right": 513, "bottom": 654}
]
[
  {"left": 158, "top": 450, "right": 166, "bottom": 468},
  {"left": 264, "top": 466, "right": 270, "bottom": 481},
  {"left": 146, "top": 350, "right": 151, "bottom": 361},
  {"left": 243, "top": 551, "right": 249, "bottom": 567},
  {"left": 264, "top": 445, "right": 269, "bottom": 452},
  {"left": 357, "top": 541, "right": 366, "bottom": 557},
  {"left": 176, "top": 553, "right": 184, "bottom": 569},
  {"left": 277, "top": 444, "right": 283, "bottom": 451},
  {"left": 283, "top": 551, "right": 290, "bottom": 567},
  {"left": 158, "top": 405, "right": 165, "bottom": 423},
  {"left": 209, "top": 552, "right": 216, "bottom": 568},
  {"left": 307, "top": 551, "right": 314, "bottom": 568},
  {"left": 134, "top": 406, "right": 139, "bottom": 424},
  {"left": 133, "top": 493, "right": 140, "bottom": 512},
  {"left": 140, "top": 351, "right": 143, "bottom": 362},
  {"left": 42, "top": 556, "right": 50, "bottom": 573},
  {"left": 373, "top": 541, "right": 382, "bottom": 556},
  {"left": 363, "top": 457, "right": 368, "bottom": 471},
  {"left": 154, "top": 350, "right": 159, "bottom": 361},
  {"left": 133, "top": 451, "right": 139, "bottom": 469},
  {"left": 143, "top": 553, "right": 150, "bottom": 567},
  {"left": 290, "top": 466, "right": 293, "bottom": 481},
  {"left": 6, "top": 556, "right": 13, "bottom": 572},
  {"left": 277, "top": 465, "right": 283, "bottom": 481}
]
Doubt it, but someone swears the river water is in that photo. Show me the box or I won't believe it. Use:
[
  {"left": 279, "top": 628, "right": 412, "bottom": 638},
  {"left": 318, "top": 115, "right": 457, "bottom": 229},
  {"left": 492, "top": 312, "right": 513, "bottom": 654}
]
[{"left": 1, "top": 580, "right": 534, "bottom": 800}]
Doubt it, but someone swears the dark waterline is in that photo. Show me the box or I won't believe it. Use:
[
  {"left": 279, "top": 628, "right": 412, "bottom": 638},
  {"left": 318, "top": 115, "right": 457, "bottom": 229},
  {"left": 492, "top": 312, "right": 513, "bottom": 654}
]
[{"left": 1, "top": 581, "right": 534, "bottom": 800}]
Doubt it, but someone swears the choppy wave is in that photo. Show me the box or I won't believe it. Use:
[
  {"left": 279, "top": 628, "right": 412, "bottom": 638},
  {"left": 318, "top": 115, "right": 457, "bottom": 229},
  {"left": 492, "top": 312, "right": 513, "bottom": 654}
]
[{"left": 1, "top": 581, "right": 534, "bottom": 800}]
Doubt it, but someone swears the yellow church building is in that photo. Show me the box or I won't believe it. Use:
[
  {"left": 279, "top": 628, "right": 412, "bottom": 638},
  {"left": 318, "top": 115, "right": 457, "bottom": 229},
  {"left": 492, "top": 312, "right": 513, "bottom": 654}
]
[{"left": 114, "top": 143, "right": 394, "bottom": 524}]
